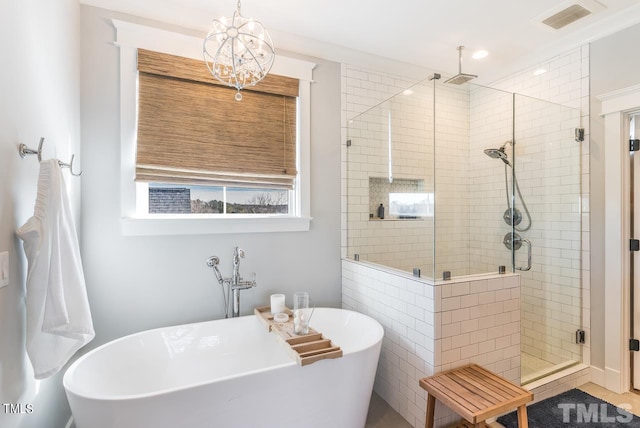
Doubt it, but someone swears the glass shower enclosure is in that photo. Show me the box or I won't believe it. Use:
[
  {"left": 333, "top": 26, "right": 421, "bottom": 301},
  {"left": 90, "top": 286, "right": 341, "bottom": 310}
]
[{"left": 346, "top": 77, "right": 582, "bottom": 384}]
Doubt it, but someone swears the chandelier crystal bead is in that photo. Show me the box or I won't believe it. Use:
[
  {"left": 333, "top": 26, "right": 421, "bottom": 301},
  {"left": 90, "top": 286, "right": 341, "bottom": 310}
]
[{"left": 203, "top": 0, "right": 275, "bottom": 101}]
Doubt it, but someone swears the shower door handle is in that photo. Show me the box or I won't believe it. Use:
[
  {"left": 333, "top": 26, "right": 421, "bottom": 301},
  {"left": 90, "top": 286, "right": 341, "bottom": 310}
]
[{"left": 516, "top": 239, "right": 532, "bottom": 271}]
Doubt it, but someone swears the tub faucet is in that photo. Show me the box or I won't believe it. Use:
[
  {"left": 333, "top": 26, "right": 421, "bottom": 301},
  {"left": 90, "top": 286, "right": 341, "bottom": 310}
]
[
  {"left": 206, "top": 247, "right": 257, "bottom": 318},
  {"left": 230, "top": 247, "right": 256, "bottom": 317},
  {"left": 232, "top": 247, "right": 245, "bottom": 286}
]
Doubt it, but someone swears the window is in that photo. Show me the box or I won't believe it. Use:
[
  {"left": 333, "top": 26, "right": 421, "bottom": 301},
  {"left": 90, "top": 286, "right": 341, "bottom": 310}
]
[
  {"left": 148, "top": 184, "right": 289, "bottom": 215},
  {"left": 114, "top": 20, "right": 315, "bottom": 235},
  {"left": 135, "top": 49, "right": 298, "bottom": 216}
]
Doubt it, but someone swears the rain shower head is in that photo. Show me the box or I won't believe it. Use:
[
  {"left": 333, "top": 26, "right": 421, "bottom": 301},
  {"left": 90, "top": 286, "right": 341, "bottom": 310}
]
[
  {"left": 445, "top": 74, "right": 477, "bottom": 85},
  {"left": 484, "top": 148, "right": 511, "bottom": 166},
  {"left": 444, "top": 46, "right": 477, "bottom": 85}
]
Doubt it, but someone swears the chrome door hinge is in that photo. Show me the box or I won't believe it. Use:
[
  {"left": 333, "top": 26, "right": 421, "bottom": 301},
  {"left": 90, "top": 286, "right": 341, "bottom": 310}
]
[
  {"left": 576, "top": 329, "right": 586, "bottom": 344},
  {"left": 575, "top": 128, "right": 585, "bottom": 142},
  {"left": 632, "top": 239, "right": 640, "bottom": 252},
  {"left": 630, "top": 339, "right": 640, "bottom": 351},
  {"left": 346, "top": 139, "right": 352, "bottom": 147},
  {"left": 631, "top": 139, "right": 640, "bottom": 152}
]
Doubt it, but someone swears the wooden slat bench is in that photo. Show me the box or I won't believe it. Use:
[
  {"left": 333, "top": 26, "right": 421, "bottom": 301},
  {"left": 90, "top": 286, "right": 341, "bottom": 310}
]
[{"left": 419, "top": 364, "right": 533, "bottom": 428}]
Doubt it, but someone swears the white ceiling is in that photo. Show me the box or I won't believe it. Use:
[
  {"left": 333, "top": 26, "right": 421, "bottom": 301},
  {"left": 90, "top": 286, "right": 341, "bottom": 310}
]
[{"left": 81, "top": 0, "right": 640, "bottom": 83}]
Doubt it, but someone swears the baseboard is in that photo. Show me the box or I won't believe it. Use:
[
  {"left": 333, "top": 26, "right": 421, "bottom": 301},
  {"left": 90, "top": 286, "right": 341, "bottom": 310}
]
[
  {"left": 590, "top": 365, "right": 605, "bottom": 387},
  {"left": 605, "top": 366, "right": 625, "bottom": 394}
]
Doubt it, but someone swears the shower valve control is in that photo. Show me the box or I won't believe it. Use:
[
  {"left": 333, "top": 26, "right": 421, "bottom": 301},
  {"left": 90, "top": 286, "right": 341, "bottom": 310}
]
[
  {"left": 503, "top": 233, "right": 523, "bottom": 251},
  {"left": 503, "top": 208, "right": 522, "bottom": 227}
]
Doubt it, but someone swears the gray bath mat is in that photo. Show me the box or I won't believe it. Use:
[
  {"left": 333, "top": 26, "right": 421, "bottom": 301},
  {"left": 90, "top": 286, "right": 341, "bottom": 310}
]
[{"left": 496, "top": 388, "right": 640, "bottom": 427}]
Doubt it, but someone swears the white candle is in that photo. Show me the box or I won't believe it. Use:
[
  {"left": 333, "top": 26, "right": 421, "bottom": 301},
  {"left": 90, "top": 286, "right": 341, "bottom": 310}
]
[{"left": 270, "top": 294, "right": 285, "bottom": 314}]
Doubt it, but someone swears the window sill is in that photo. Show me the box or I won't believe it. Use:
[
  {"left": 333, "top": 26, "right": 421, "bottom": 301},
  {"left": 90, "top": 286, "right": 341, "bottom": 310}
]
[{"left": 121, "top": 215, "right": 313, "bottom": 236}]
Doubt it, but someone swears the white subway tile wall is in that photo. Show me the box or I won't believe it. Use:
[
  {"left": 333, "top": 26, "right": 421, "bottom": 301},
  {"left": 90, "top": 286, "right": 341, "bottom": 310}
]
[
  {"left": 343, "top": 260, "right": 521, "bottom": 428},
  {"left": 487, "top": 45, "right": 590, "bottom": 372},
  {"left": 341, "top": 46, "right": 590, "bottom": 427},
  {"left": 345, "top": 77, "right": 436, "bottom": 275},
  {"left": 434, "top": 86, "right": 472, "bottom": 277},
  {"left": 341, "top": 44, "right": 590, "bottom": 377}
]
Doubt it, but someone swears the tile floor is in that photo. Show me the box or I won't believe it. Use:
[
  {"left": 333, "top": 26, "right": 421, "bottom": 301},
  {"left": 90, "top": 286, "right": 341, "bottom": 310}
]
[
  {"left": 366, "top": 383, "right": 640, "bottom": 428},
  {"left": 365, "top": 392, "right": 412, "bottom": 428},
  {"left": 520, "top": 353, "right": 555, "bottom": 380},
  {"left": 520, "top": 353, "right": 579, "bottom": 385}
]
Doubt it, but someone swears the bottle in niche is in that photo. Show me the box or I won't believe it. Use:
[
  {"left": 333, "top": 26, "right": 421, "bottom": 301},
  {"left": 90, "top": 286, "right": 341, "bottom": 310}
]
[{"left": 377, "top": 203, "right": 385, "bottom": 219}]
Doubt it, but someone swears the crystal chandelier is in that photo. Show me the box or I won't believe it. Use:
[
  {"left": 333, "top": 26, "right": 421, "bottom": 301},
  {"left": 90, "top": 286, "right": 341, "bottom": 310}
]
[{"left": 203, "top": 0, "right": 275, "bottom": 101}]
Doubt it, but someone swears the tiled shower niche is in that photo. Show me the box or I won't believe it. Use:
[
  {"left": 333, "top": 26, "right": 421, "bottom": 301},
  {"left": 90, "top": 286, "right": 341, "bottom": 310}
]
[{"left": 369, "top": 177, "right": 425, "bottom": 219}]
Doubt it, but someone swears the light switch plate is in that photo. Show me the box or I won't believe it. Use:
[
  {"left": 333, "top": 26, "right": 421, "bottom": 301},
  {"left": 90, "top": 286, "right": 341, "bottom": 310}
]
[{"left": 0, "top": 251, "right": 8, "bottom": 288}]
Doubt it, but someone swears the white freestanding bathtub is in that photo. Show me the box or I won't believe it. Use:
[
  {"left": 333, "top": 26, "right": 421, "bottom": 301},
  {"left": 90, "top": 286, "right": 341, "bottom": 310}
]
[{"left": 63, "top": 308, "right": 383, "bottom": 428}]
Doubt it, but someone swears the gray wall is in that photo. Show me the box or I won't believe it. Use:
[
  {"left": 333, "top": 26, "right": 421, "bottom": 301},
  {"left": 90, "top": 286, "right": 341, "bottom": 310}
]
[
  {"left": 590, "top": 22, "right": 640, "bottom": 371},
  {"left": 0, "top": 1, "right": 81, "bottom": 427},
  {"left": 80, "top": 5, "right": 342, "bottom": 347},
  {"left": 2, "top": 2, "right": 634, "bottom": 425}
]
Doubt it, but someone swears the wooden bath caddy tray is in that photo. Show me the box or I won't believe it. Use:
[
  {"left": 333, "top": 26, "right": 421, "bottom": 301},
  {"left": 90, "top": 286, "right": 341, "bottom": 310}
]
[{"left": 254, "top": 306, "right": 343, "bottom": 366}]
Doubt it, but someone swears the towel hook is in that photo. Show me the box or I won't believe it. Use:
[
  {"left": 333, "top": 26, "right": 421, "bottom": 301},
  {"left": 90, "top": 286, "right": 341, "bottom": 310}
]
[
  {"left": 19, "top": 137, "right": 83, "bottom": 176},
  {"left": 58, "top": 155, "right": 83, "bottom": 176},
  {"left": 18, "top": 137, "right": 44, "bottom": 162}
]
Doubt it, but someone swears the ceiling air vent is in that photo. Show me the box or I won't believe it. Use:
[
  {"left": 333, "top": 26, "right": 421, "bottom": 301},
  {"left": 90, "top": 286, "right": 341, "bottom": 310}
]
[{"left": 542, "top": 4, "right": 592, "bottom": 29}]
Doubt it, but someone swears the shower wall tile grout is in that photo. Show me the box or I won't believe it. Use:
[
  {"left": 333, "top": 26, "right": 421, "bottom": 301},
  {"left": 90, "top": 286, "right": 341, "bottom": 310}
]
[
  {"left": 341, "top": 44, "right": 590, "bottom": 427},
  {"left": 342, "top": 260, "right": 521, "bottom": 427},
  {"left": 489, "top": 44, "right": 591, "bottom": 369}
]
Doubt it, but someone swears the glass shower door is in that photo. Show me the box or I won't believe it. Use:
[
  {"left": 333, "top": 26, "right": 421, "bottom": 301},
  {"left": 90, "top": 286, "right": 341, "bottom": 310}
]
[
  {"left": 346, "top": 80, "right": 435, "bottom": 277},
  {"left": 514, "top": 94, "right": 582, "bottom": 383}
]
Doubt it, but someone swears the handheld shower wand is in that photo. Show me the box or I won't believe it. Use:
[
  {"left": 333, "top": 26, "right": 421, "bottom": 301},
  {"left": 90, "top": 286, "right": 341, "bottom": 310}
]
[
  {"left": 206, "top": 256, "right": 223, "bottom": 283},
  {"left": 483, "top": 141, "right": 532, "bottom": 232}
]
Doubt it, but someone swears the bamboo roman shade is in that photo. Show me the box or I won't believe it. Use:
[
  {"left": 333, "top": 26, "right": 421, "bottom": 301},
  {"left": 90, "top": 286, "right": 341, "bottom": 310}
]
[{"left": 136, "top": 49, "right": 299, "bottom": 189}]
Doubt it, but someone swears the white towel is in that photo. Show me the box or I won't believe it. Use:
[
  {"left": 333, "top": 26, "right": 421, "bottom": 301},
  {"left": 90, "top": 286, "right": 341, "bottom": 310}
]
[{"left": 17, "top": 159, "right": 95, "bottom": 379}]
